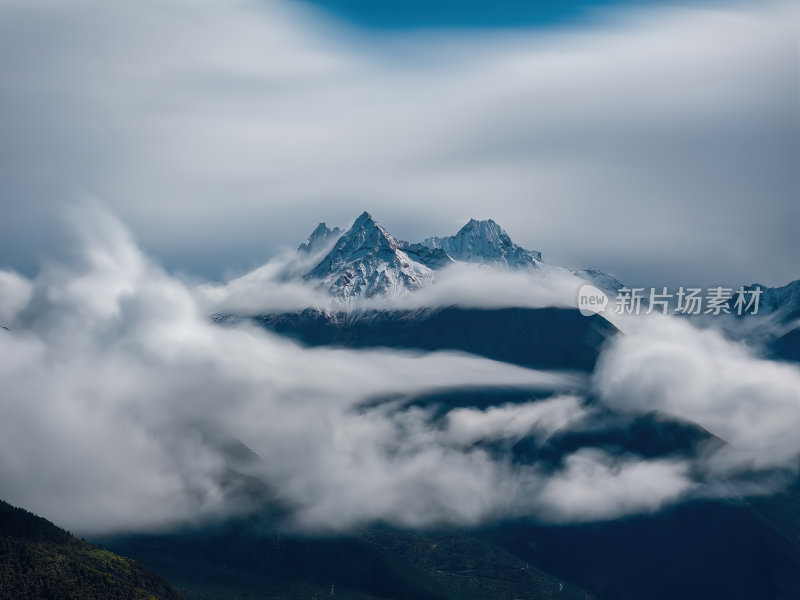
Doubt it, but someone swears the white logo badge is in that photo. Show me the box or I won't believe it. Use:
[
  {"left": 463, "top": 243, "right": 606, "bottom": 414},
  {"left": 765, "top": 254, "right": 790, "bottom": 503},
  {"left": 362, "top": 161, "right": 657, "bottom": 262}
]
[{"left": 577, "top": 284, "right": 609, "bottom": 316}]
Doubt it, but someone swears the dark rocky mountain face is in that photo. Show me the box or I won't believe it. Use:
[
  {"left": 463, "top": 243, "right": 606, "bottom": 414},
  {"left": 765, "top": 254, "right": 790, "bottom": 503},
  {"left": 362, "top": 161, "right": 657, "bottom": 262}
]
[
  {"left": 483, "top": 491, "right": 800, "bottom": 600},
  {"left": 222, "top": 306, "right": 618, "bottom": 372}
]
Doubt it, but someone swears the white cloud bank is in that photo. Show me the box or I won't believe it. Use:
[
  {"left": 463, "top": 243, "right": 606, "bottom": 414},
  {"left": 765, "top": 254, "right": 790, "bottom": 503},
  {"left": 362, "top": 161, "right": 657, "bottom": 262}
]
[
  {"left": 0, "top": 206, "right": 797, "bottom": 535},
  {"left": 199, "top": 256, "right": 591, "bottom": 315},
  {"left": 594, "top": 316, "right": 800, "bottom": 473},
  {"left": 0, "top": 206, "right": 608, "bottom": 533}
]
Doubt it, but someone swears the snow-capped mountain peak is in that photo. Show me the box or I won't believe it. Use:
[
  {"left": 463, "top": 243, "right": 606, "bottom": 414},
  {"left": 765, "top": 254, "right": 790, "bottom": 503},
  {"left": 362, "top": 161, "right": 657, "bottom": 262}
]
[
  {"left": 298, "top": 222, "right": 342, "bottom": 254},
  {"left": 304, "top": 211, "right": 433, "bottom": 299},
  {"left": 299, "top": 212, "right": 625, "bottom": 301},
  {"left": 460, "top": 218, "right": 506, "bottom": 240},
  {"left": 422, "top": 218, "right": 543, "bottom": 268}
]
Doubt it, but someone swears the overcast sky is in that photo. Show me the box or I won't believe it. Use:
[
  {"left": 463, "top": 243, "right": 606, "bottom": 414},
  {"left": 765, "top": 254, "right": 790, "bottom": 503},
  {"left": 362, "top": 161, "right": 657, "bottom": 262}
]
[{"left": 0, "top": 0, "right": 797, "bottom": 287}]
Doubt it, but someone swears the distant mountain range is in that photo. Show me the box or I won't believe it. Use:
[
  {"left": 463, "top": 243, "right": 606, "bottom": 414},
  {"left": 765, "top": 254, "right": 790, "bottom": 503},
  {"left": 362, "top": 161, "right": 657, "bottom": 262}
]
[
  {"left": 216, "top": 212, "right": 800, "bottom": 364},
  {"left": 293, "top": 211, "right": 798, "bottom": 328},
  {"left": 299, "top": 211, "right": 622, "bottom": 299}
]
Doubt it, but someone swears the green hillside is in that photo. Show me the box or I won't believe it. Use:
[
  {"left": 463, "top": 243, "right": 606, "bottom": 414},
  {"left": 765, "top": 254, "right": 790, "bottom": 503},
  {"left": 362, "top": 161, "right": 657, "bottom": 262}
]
[{"left": 0, "top": 499, "right": 183, "bottom": 600}]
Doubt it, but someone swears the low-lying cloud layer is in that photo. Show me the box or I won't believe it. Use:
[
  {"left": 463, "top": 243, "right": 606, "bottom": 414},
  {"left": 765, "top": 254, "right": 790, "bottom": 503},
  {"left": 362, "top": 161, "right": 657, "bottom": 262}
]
[
  {"left": 0, "top": 207, "right": 798, "bottom": 535},
  {"left": 0, "top": 207, "right": 593, "bottom": 533},
  {"left": 198, "top": 251, "right": 590, "bottom": 315},
  {"left": 594, "top": 317, "right": 800, "bottom": 473}
]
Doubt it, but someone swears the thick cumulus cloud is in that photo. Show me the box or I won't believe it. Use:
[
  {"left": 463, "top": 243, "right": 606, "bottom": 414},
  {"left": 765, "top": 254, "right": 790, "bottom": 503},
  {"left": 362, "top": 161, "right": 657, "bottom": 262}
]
[
  {"left": 0, "top": 0, "right": 796, "bottom": 287},
  {"left": 2, "top": 207, "right": 798, "bottom": 535},
  {"left": 0, "top": 206, "right": 652, "bottom": 534},
  {"left": 594, "top": 317, "right": 800, "bottom": 474}
]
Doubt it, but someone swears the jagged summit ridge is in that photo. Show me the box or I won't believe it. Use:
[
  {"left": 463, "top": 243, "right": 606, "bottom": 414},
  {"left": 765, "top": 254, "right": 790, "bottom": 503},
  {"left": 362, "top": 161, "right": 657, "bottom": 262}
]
[
  {"left": 422, "top": 218, "right": 543, "bottom": 268},
  {"left": 301, "top": 212, "right": 617, "bottom": 299},
  {"left": 298, "top": 222, "right": 342, "bottom": 254},
  {"left": 304, "top": 212, "right": 433, "bottom": 299}
]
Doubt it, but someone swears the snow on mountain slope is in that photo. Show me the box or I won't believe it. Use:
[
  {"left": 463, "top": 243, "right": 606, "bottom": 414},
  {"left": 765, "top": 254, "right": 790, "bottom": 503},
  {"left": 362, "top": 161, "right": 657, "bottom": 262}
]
[
  {"left": 756, "top": 280, "right": 800, "bottom": 322},
  {"left": 574, "top": 268, "right": 625, "bottom": 295},
  {"left": 214, "top": 212, "right": 799, "bottom": 340},
  {"left": 298, "top": 222, "right": 342, "bottom": 254},
  {"left": 396, "top": 241, "right": 454, "bottom": 270},
  {"left": 422, "top": 218, "right": 543, "bottom": 269},
  {"left": 304, "top": 211, "right": 433, "bottom": 299},
  {"left": 301, "top": 212, "right": 623, "bottom": 300}
]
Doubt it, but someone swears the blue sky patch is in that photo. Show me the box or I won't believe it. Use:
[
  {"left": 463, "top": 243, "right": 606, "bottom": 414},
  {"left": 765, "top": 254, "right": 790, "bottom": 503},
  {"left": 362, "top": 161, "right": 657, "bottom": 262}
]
[{"left": 298, "top": 0, "right": 687, "bottom": 29}]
